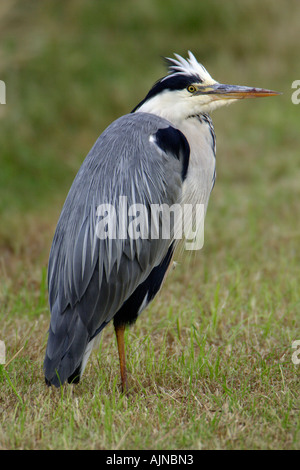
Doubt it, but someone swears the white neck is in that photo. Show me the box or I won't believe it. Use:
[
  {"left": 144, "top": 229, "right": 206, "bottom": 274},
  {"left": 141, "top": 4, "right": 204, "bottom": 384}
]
[
  {"left": 136, "top": 90, "right": 198, "bottom": 127},
  {"left": 136, "top": 95, "right": 217, "bottom": 214}
]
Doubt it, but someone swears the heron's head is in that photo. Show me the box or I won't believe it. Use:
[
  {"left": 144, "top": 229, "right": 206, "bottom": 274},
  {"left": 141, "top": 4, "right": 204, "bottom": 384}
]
[{"left": 134, "top": 51, "right": 279, "bottom": 123}]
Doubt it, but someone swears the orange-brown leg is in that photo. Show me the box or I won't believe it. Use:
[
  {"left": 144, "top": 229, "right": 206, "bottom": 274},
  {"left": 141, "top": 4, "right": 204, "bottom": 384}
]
[{"left": 114, "top": 323, "right": 128, "bottom": 393}]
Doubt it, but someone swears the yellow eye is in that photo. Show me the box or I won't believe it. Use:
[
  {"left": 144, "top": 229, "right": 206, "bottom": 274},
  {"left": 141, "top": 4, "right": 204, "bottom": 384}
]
[{"left": 187, "top": 85, "right": 196, "bottom": 93}]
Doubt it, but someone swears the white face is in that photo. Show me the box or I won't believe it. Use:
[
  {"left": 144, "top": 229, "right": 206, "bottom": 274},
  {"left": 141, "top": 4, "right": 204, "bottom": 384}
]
[
  {"left": 136, "top": 52, "right": 279, "bottom": 125},
  {"left": 136, "top": 82, "right": 235, "bottom": 124}
]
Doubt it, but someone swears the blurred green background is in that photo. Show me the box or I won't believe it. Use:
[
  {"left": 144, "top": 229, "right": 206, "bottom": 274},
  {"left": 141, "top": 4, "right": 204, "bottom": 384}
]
[
  {"left": 1, "top": 0, "right": 300, "bottom": 451},
  {"left": 0, "top": 0, "right": 299, "bottom": 292}
]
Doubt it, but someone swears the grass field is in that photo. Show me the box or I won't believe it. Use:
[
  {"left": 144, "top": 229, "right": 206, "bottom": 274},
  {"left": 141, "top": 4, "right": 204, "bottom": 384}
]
[{"left": 0, "top": 0, "right": 299, "bottom": 450}]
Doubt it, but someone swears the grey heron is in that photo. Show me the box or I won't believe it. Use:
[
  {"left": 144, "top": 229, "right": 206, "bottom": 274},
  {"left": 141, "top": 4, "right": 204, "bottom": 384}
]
[{"left": 44, "top": 52, "right": 278, "bottom": 391}]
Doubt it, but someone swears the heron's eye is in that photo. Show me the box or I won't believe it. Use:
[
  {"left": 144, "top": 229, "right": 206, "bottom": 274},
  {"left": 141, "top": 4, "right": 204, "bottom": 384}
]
[{"left": 187, "top": 85, "right": 196, "bottom": 93}]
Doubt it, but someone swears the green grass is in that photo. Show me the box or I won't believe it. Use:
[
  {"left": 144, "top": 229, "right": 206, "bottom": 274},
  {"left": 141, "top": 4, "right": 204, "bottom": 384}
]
[{"left": 0, "top": 0, "right": 299, "bottom": 450}]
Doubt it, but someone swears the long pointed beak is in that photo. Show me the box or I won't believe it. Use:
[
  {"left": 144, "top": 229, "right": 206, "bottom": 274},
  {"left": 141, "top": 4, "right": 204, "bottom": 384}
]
[{"left": 195, "top": 83, "right": 281, "bottom": 100}]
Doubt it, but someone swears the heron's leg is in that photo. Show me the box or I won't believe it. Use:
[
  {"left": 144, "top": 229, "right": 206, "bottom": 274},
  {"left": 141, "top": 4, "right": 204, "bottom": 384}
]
[{"left": 114, "top": 323, "right": 128, "bottom": 393}]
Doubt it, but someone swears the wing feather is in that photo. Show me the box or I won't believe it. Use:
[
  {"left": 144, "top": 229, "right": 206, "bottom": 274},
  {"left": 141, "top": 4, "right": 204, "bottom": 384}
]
[{"left": 44, "top": 112, "right": 190, "bottom": 385}]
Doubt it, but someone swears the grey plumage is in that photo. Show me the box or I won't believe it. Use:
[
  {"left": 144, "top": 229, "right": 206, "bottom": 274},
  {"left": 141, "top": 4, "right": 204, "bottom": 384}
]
[{"left": 44, "top": 113, "right": 189, "bottom": 386}]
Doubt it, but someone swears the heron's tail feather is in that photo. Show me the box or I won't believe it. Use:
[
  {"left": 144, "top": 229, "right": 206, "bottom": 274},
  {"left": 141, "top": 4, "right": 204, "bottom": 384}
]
[{"left": 44, "top": 303, "right": 89, "bottom": 387}]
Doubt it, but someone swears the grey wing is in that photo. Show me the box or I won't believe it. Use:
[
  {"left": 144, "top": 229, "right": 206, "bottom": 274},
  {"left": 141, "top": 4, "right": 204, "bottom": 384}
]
[{"left": 44, "top": 112, "right": 190, "bottom": 386}]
